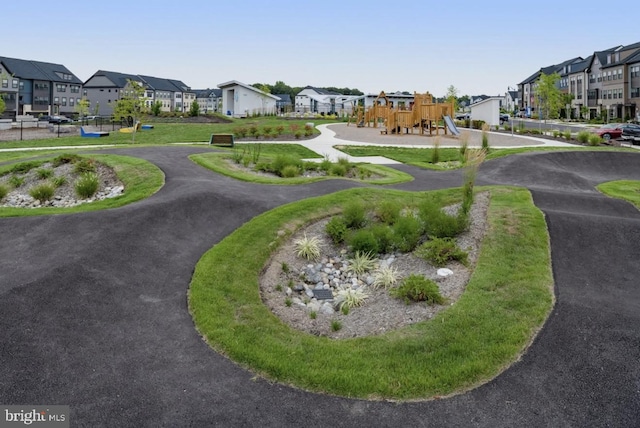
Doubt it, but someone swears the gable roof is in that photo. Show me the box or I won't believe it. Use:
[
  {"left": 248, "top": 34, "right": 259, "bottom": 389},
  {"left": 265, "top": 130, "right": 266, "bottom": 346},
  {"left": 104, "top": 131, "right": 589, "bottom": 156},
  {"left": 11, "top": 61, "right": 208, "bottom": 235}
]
[
  {"left": 84, "top": 70, "right": 143, "bottom": 88},
  {"left": 0, "top": 56, "right": 82, "bottom": 84},
  {"left": 217, "top": 80, "right": 280, "bottom": 100},
  {"left": 273, "top": 93, "right": 292, "bottom": 103},
  {"left": 194, "top": 89, "right": 222, "bottom": 98}
]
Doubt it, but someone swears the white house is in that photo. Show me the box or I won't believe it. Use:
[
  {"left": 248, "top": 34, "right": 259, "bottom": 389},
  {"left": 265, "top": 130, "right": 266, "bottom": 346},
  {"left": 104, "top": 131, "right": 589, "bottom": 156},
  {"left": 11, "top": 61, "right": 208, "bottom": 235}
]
[
  {"left": 469, "top": 97, "right": 502, "bottom": 126},
  {"left": 295, "top": 86, "right": 345, "bottom": 115},
  {"left": 218, "top": 80, "right": 279, "bottom": 118}
]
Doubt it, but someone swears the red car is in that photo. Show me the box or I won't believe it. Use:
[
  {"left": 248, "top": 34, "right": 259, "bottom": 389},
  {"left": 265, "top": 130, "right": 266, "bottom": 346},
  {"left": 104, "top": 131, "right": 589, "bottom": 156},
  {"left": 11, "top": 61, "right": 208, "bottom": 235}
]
[{"left": 592, "top": 123, "right": 624, "bottom": 141}]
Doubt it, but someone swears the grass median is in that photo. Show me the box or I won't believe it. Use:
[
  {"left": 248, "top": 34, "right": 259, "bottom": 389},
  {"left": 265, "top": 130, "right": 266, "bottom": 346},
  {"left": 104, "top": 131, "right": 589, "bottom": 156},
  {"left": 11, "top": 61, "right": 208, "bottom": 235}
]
[{"left": 189, "top": 186, "right": 554, "bottom": 400}]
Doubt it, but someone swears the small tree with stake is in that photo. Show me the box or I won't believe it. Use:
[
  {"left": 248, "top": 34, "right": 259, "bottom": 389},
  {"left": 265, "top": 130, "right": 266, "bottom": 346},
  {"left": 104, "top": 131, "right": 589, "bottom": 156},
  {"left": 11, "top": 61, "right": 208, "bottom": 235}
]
[{"left": 113, "top": 79, "right": 147, "bottom": 143}]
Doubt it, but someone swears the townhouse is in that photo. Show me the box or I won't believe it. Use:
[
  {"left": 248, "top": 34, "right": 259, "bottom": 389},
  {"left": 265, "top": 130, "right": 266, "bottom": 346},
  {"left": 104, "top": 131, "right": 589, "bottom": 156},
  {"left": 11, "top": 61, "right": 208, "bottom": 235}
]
[
  {"left": 0, "top": 56, "right": 83, "bottom": 119},
  {"left": 518, "top": 41, "right": 640, "bottom": 121},
  {"left": 83, "top": 70, "right": 195, "bottom": 116},
  {"left": 194, "top": 89, "right": 222, "bottom": 114}
]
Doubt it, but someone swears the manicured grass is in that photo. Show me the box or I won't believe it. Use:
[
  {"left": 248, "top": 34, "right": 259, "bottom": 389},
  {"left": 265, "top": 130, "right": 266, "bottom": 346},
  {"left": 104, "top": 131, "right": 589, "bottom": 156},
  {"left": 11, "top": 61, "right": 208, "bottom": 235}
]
[
  {"left": 337, "top": 145, "right": 636, "bottom": 170},
  {"left": 0, "top": 153, "right": 164, "bottom": 217},
  {"left": 189, "top": 186, "right": 554, "bottom": 400},
  {"left": 190, "top": 151, "right": 413, "bottom": 185},
  {"left": 0, "top": 117, "right": 341, "bottom": 149},
  {"left": 597, "top": 180, "right": 640, "bottom": 209}
]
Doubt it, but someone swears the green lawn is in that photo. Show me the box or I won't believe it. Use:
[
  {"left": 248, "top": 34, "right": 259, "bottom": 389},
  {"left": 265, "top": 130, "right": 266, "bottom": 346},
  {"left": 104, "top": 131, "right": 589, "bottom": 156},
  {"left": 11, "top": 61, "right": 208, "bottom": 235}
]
[
  {"left": 337, "top": 145, "right": 636, "bottom": 170},
  {"left": 188, "top": 186, "right": 554, "bottom": 400},
  {"left": 597, "top": 180, "right": 640, "bottom": 209}
]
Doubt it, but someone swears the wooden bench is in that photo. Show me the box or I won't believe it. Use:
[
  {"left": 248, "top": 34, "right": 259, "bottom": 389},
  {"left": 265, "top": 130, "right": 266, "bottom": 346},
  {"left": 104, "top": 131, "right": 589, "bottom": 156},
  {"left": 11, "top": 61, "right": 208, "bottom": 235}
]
[{"left": 209, "top": 134, "right": 234, "bottom": 147}]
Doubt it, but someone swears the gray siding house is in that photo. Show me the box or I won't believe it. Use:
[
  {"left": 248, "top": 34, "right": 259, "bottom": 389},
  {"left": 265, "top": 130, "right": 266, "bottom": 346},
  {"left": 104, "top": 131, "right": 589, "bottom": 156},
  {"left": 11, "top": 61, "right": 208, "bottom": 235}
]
[{"left": 0, "top": 56, "right": 83, "bottom": 119}]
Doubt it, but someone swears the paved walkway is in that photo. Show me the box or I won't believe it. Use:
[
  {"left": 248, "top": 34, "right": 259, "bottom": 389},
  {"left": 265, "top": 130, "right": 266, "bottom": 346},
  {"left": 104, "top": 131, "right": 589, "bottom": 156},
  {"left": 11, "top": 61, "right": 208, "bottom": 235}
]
[
  {"left": 1, "top": 131, "right": 640, "bottom": 426},
  {"left": 236, "top": 123, "right": 578, "bottom": 164}
]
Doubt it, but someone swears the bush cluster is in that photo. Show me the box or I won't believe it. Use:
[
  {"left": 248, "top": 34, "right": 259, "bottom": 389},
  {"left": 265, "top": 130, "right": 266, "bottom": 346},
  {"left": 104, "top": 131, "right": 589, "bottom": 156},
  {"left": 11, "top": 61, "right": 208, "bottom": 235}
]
[
  {"left": 390, "top": 274, "right": 445, "bottom": 305},
  {"left": 325, "top": 197, "right": 469, "bottom": 257}
]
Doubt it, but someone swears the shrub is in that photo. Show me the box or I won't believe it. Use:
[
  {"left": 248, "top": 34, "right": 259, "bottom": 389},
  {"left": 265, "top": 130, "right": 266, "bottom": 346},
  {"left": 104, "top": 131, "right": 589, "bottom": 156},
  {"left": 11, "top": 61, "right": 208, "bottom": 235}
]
[
  {"left": 304, "top": 124, "right": 314, "bottom": 137},
  {"left": 271, "top": 154, "right": 302, "bottom": 177},
  {"left": 370, "top": 224, "right": 394, "bottom": 254},
  {"left": 281, "top": 165, "right": 300, "bottom": 178},
  {"left": 588, "top": 134, "right": 602, "bottom": 146},
  {"left": 289, "top": 123, "right": 300, "bottom": 133},
  {"left": 36, "top": 168, "right": 54, "bottom": 180},
  {"left": 481, "top": 123, "right": 490, "bottom": 151},
  {"left": 576, "top": 131, "right": 591, "bottom": 144},
  {"left": 390, "top": 274, "right": 445, "bottom": 305},
  {"left": 419, "top": 199, "right": 465, "bottom": 238},
  {"left": 329, "top": 163, "right": 347, "bottom": 176},
  {"left": 563, "top": 130, "right": 572, "bottom": 140},
  {"left": 319, "top": 157, "right": 333, "bottom": 172},
  {"left": 262, "top": 125, "right": 273, "bottom": 137},
  {"left": 52, "top": 176, "right": 67, "bottom": 187},
  {"left": 73, "top": 158, "right": 96, "bottom": 174},
  {"left": 75, "top": 172, "right": 100, "bottom": 199},
  {"left": 342, "top": 201, "right": 368, "bottom": 229},
  {"left": 552, "top": 129, "right": 561, "bottom": 138},
  {"left": 325, "top": 217, "right": 348, "bottom": 244},
  {"left": 331, "top": 320, "right": 342, "bottom": 331},
  {"left": 52, "top": 154, "right": 81, "bottom": 167},
  {"left": 294, "top": 233, "right": 322, "bottom": 261},
  {"left": 357, "top": 167, "right": 372, "bottom": 180},
  {"left": 417, "top": 237, "right": 468, "bottom": 267},
  {"left": 10, "top": 161, "right": 42, "bottom": 175},
  {"left": 249, "top": 125, "right": 259, "bottom": 137},
  {"left": 372, "top": 265, "right": 399, "bottom": 289},
  {"left": 9, "top": 175, "right": 24, "bottom": 188},
  {"left": 348, "top": 229, "right": 380, "bottom": 255},
  {"left": 0, "top": 184, "right": 8, "bottom": 200},
  {"left": 333, "top": 286, "right": 369, "bottom": 311},
  {"left": 234, "top": 126, "right": 248, "bottom": 138},
  {"left": 392, "top": 215, "right": 423, "bottom": 252},
  {"left": 29, "top": 183, "right": 55, "bottom": 202},
  {"left": 376, "top": 200, "right": 401, "bottom": 224},
  {"left": 275, "top": 125, "right": 285, "bottom": 136},
  {"left": 346, "top": 251, "right": 377, "bottom": 275}
]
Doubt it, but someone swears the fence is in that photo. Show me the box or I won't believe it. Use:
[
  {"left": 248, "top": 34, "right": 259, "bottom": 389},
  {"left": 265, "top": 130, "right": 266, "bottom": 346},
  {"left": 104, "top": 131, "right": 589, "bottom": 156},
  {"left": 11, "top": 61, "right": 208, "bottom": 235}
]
[{"left": 0, "top": 117, "right": 126, "bottom": 142}]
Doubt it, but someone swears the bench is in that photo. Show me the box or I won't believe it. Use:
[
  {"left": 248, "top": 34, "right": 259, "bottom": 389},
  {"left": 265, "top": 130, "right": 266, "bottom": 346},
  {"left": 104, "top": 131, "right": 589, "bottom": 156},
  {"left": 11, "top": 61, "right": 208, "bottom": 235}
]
[{"left": 209, "top": 134, "right": 234, "bottom": 147}]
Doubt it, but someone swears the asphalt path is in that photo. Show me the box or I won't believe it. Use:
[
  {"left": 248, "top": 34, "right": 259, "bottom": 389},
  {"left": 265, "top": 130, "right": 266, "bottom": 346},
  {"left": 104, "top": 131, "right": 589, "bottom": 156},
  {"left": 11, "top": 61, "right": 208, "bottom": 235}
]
[{"left": 1, "top": 146, "right": 640, "bottom": 427}]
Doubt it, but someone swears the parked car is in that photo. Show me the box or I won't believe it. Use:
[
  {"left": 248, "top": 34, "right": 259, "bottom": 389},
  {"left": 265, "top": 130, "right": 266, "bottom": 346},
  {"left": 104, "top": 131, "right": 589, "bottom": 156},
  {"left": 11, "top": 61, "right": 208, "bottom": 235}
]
[
  {"left": 500, "top": 113, "right": 510, "bottom": 122},
  {"left": 592, "top": 123, "right": 624, "bottom": 141},
  {"left": 621, "top": 123, "right": 640, "bottom": 143},
  {"left": 455, "top": 113, "right": 470, "bottom": 120},
  {"left": 48, "top": 115, "right": 72, "bottom": 124}
]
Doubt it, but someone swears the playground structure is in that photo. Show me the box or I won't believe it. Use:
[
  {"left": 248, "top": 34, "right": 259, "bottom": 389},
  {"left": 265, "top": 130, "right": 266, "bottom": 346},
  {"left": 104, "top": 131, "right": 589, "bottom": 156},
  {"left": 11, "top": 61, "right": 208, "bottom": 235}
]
[
  {"left": 80, "top": 126, "right": 109, "bottom": 138},
  {"left": 349, "top": 91, "right": 459, "bottom": 137}
]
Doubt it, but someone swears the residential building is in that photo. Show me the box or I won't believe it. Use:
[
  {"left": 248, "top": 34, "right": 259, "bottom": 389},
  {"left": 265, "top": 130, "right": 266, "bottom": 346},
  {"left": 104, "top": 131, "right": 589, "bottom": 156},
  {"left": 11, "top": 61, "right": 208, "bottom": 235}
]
[
  {"left": 83, "top": 70, "right": 194, "bottom": 116},
  {"left": 519, "top": 40, "right": 640, "bottom": 121},
  {"left": 218, "top": 80, "right": 279, "bottom": 117},
  {"left": 503, "top": 89, "right": 520, "bottom": 113},
  {"left": 273, "top": 93, "right": 292, "bottom": 114},
  {"left": 194, "top": 89, "right": 222, "bottom": 114},
  {"left": 0, "top": 56, "right": 83, "bottom": 119},
  {"left": 295, "top": 86, "right": 342, "bottom": 114}
]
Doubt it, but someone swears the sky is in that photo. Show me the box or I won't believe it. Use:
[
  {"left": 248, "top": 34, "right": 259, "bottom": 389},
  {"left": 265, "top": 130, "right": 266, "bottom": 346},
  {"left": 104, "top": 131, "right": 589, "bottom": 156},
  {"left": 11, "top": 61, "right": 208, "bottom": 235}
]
[{"left": 3, "top": 1, "right": 639, "bottom": 98}]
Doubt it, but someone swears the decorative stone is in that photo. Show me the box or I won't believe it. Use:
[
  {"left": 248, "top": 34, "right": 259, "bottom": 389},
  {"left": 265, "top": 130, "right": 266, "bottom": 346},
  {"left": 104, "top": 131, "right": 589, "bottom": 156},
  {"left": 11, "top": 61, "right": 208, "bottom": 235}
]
[
  {"left": 437, "top": 268, "right": 454, "bottom": 277},
  {"left": 305, "top": 288, "right": 315, "bottom": 298},
  {"left": 320, "top": 302, "right": 335, "bottom": 315}
]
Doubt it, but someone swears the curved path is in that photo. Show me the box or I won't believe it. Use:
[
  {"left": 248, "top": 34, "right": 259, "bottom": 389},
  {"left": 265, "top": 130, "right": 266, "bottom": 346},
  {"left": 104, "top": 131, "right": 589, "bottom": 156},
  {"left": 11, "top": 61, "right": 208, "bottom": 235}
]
[{"left": 1, "top": 142, "right": 640, "bottom": 426}]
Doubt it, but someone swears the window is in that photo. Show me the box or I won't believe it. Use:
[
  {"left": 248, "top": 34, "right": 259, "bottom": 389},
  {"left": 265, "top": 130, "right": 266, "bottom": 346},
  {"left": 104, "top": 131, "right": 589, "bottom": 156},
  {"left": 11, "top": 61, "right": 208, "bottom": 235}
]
[
  {"left": 1, "top": 79, "right": 7, "bottom": 88},
  {"left": 631, "top": 87, "right": 640, "bottom": 98},
  {"left": 83, "top": 90, "right": 87, "bottom": 96},
  {"left": 597, "top": 73, "right": 601, "bottom": 82},
  {"left": 618, "top": 88, "right": 623, "bottom": 99},
  {"left": 19, "top": 82, "right": 24, "bottom": 90},
  {"left": 61, "top": 97, "right": 67, "bottom": 106},
  {"left": 54, "top": 97, "right": 59, "bottom": 104},
  {"left": 70, "top": 85, "right": 80, "bottom": 93},
  {"left": 590, "top": 74, "right": 596, "bottom": 83},
  {"left": 632, "top": 66, "right": 640, "bottom": 78},
  {"left": 12, "top": 79, "right": 18, "bottom": 88},
  {"left": 618, "top": 69, "right": 623, "bottom": 80},
  {"left": 69, "top": 98, "right": 74, "bottom": 106},
  {"left": 56, "top": 84, "right": 66, "bottom": 92}
]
